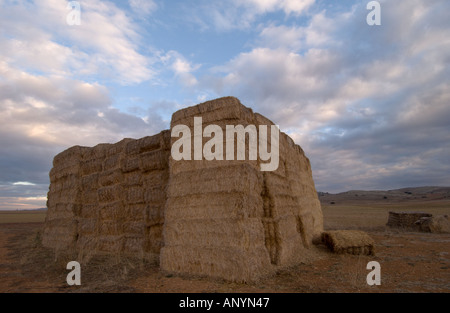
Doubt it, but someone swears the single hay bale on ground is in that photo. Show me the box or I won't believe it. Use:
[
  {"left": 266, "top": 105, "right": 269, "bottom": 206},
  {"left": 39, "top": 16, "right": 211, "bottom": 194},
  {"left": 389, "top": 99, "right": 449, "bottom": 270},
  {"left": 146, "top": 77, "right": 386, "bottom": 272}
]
[
  {"left": 321, "top": 230, "right": 375, "bottom": 256},
  {"left": 416, "top": 215, "right": 450, "bottom": 234}
]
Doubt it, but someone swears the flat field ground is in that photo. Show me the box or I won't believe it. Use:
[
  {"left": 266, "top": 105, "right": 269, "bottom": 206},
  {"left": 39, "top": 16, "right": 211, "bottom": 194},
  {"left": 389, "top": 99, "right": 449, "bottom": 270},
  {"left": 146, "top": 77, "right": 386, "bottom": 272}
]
[
  {"left": 0, "top": 201, "right": 449, "bottom": 293},
  {"left": 0, "top": 211, "right": 47, "bottom": 224}
]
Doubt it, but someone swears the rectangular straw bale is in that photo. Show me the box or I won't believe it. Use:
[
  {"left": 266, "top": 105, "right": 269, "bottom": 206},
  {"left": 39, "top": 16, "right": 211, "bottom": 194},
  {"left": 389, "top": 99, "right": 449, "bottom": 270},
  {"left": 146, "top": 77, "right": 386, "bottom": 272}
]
[
  {"left": 51, "top": 189, "right": 81, "bottom": 205},
  {"left": 168, "top": 164, "right": 260, "bottom": 197},
  {"left": 77, "top": 218, "right": 97, "bottom": 235},
  {"left": 171, "top": 97, "right": 242, "bottom": 127},
  {"left": 144, "top": 186, "right": 166, "bottom": 204},
  {"left": 48, "top": 178, "right": 62, "bottom": 193},
  {"left": 98, "top": 185, "right": 123, "bottom": 203},
  {"left": 98, "top": 220, "right": 122, "bottom": 235},
  {"left": 124, "top": 171, "right": 142, "bottom": 186},
  {"left": 135, "top": 134, "right": 161, "bottom": 153},
  {"left": 140, "top": 149, "right": 169, "bottom": 172},
  {"left": 98, "top": 169, "right": 123, "bottom": 187},
  {"left": 54, "top": 203, "right": 81, "bottom": 216},
  {"left": 76, "top": 234, "right": 97, "bottom": 252},
  {"left": 80, "top": 158, "right": 103, "bottom": 176},
  {"left": 164, "top": 193, "right": 263, "bottom": 220},
  {"left": 141, "top": 170, "right": 169, "bottom": 188},
  {"left": 82, "top": 190, "right": 98, "bottom": 205},
  {"left": 52, "top": 145, "right": 86, "bottom": 168},
  {"left": 106, "top": 138, "right": 131, "bottom": 157},
  {"left": 125, "top": 139, "right": 142, "bottom": 155},
  {"left": 80, "top": 203, "right": 98, "bottom": 219},
  {"left": 97, "top": 236, "right": 123, "bottom": 252},
  {"left": 386, "top": 211, "right": 432, "bottom": 229},
  {"left": 169, "top": 157, "right": 260, "bottom": 175},
  {"left": 321, "top": 230, "right": 375, "bottom": 255},
  {"left": 42, "top": 218, "right": 78, "bottom": 248},
  {"left": 163, "top": 218, "right": 266, "bottom": 249},
  {"left": 99, "top": 201, "right": 122, "bottom": 220},
  {"left": 103, "top": 154, "right": 121, "bottom": 171},
  {"left": 121, "top": 157, "right": 140, "bottom": 173},
  {"left": 123, "top": 236, "right": 144, "bottom": 253},
  {"left": 160, "top": 245, "right": 271, "bottom": 282},
  {"left": 159, "top": 130, "right": 171, "bottom": 150},
  {"left": 57, "top": 174, "right": 79, "bottom": 190},
  {"left": 81, "top": 173, "right": 99, "bottom": 190},
  {"left": 53, "top": 164, "right": 80, "bottom": 180},
  {"left": 123, "top": 204, "right": 146, "bottom": 221},
  {"left": 123, "top": 221, "right": 144, "bottom": 235},
  {"left": 82, "top": 143, "right": 108, "bottom": 160},
  {"left": 127, "top": 186, "right": 145, "bottom": 204}
]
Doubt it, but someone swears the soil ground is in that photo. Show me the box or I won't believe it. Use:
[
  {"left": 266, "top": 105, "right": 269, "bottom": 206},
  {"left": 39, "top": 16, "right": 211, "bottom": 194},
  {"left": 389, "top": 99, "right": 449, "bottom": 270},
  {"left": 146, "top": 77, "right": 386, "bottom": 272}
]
[{"left": 0, "top": 199, "right": 449, "bottom": 293}]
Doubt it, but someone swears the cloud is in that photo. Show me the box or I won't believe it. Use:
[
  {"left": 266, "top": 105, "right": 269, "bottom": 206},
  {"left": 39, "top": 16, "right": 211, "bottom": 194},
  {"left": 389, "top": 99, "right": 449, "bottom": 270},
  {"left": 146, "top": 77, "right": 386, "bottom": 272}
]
[
  {"left": 245, "top": 0, "right": 315, "bottom": 15},
  {"left": 203, "top": 0, "right": 450, "bottom": 192},
  {"left": 0, "top": 0, "right": 153, "bottom": 85},
  {"left": 161, "top": 51, "right": 200, "bottom": 87},
  {"left": 182, "top": 0, "right": 315, "bottom": 32},
  {"left": 129, "top": 0, "right": 157, "bottom": 17},
  {"left": 13, "top": 182, "right": 36, "bottom": 186},
  {"left": 0, "top": 196, "right": 48, "bottom": 210}
]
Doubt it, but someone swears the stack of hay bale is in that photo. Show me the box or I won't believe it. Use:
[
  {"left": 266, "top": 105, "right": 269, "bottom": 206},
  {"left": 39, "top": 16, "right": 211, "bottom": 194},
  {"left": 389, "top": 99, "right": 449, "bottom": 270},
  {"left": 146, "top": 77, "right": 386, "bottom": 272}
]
[
  {"left": 160, "top": 97, "right": 323, "bottom": 282},
  {"left": 386, "top": 211, "right": 450, "bottom": 233},
  {"left": 43, "top": 131, "right": 170, "bottom": 261},
  {"left": 386, "top": 211, "right": 432, "bottom": 230},
  {"left": 42, "top": 96, "right": 324, "bottom": 282}
]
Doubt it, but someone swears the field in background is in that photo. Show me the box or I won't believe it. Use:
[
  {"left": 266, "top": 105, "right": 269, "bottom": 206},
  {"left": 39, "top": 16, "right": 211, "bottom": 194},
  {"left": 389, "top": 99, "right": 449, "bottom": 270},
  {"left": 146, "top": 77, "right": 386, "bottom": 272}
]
[
  {"left": 0, "top": 210, "right": 47, "bottom": 224},
  {"left": 1, "top": 201, "right": 449, "bottom": 228},
  {"left": 322, "top": 200, "right": 450, "bottom": 230}
]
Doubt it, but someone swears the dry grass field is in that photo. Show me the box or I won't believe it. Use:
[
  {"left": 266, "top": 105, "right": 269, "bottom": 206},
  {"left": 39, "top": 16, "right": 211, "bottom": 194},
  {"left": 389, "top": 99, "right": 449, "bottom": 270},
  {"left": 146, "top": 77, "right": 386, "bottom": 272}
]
[
  {"left": 0, "top": 197, "right": 449, "bottom": 293},
  {"left": 0, "top": 210, "right": 47, "bottom": 224},
  {"left": 322, "top": 201, "right": 450, "bottom": 230}
]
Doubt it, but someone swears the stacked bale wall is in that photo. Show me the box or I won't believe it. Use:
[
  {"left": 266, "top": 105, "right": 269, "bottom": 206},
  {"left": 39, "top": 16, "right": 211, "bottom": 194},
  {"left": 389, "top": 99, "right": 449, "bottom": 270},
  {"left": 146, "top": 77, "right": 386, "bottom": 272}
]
[
  {"left": 160, "top": 97, "right": 323, "bottom": 281},
  {"left": 43, "top": 131, "right": 170, "bottom": 259},
  {"left": 386, "top": 211, "right": 432, "bottom": 230}
]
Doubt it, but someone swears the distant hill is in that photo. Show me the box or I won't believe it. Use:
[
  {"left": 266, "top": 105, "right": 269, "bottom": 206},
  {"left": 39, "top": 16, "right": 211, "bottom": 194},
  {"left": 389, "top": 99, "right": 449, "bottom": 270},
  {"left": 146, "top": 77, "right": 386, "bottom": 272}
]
[
  {"left": 318, "top": 186, "right": 450, "bottom": 204},
  {"left": 15, "top": 207, "right": 47, "bottom": 212}
]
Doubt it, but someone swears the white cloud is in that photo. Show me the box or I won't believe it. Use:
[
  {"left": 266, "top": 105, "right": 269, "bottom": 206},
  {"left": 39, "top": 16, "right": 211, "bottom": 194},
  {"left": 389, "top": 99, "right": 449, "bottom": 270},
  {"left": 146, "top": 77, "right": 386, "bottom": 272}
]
[
  {"left": 241, "top": 0, "right": 315, "bottom": 15},
  {"left": 162, "top": 51, "right": 200, "bottom": 87},
  {"left": 13, "top": 182, "right": 36, "bottom": 186},
  {"left": 184, "top": 0, "right": 315, "bottom": 32},
  {"left": 245, "top": 0, "right": 315, "bottom": 15},
  {"left": 129, "top": 0, "right": 157, "bottom": 16},
  {"left": 0, "top": 0, "right": 153, "bottom": 85}
]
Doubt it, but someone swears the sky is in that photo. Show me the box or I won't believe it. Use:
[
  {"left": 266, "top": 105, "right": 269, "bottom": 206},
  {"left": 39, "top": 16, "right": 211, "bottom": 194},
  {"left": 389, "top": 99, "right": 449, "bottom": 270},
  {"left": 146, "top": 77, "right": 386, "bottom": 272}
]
[{"left": 0, "top": 0, "right": 449, "bottom": 210}]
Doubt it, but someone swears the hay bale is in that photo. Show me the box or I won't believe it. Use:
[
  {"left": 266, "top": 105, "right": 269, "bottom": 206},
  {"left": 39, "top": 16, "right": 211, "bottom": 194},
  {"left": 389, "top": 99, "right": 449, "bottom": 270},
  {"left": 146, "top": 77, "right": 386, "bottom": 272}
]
[
  {"left": 428, "top": 215, "right": 450, "bottom": 233},
  {"left": 416, "top": 215, "right": 450, "bottom": 234},
  {"left": 387, "top": 211, "right": 432, "bottom": 230},
  {"left": 321, "top": 230, "right": 375, "bottom": 255}
]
